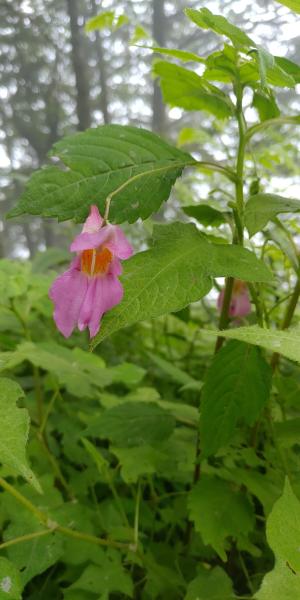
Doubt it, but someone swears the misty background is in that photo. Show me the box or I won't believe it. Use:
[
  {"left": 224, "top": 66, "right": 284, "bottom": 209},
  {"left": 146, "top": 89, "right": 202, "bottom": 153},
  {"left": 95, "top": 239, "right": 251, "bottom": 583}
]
[{"left": 1, "top": 0, "right": 300, "bottom": 259}]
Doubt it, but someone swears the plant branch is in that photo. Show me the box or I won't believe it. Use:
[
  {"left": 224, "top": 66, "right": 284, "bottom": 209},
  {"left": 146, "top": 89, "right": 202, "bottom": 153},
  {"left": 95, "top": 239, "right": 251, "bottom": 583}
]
[
  {"left": 0, "top": 477, "right": 128, "bottom": 551},
  {"left": 103, "top": 160, "right": 236, "bottom": 221}
]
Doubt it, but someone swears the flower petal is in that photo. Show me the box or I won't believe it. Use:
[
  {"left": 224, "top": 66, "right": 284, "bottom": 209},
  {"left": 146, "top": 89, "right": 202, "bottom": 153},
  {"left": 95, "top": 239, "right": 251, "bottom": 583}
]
[
  {"left": 70, "top": 225, "right": 112, "bottom": 253},
  {"left": 106, "top": 226, "right": 133, "bottom": 259},
  {"left": 232, "top": 291, "right": 251, "bottom": 317},
  {"left": 82, "top": 205, "right": 103, "bottom": 233},
  {"left": 49, "top": 265, "right": 88, "bottom": 338},
  {"left": 77, "top": 273, "right": 123, "bottom": 338}
]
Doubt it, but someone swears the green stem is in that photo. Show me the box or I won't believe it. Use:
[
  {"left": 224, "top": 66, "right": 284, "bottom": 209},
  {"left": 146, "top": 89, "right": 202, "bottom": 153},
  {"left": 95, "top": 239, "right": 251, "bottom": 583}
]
[
  {"left": 0, "top": 477, "right": 128, "bottom": 550},
  {"left": 0, "top": 529, "right": 52, "bottom": 551},
  {"left": 214, "top": 277, "right": 235, "bottom": 353},
  {"left": 133, "top": 479, "right": 142, "bottom": 551}
]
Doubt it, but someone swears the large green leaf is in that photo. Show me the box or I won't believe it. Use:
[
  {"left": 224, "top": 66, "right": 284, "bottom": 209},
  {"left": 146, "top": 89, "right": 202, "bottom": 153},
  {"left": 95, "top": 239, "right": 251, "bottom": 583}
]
[
  {"left": 275, "top": 0, "right": 300, "bottom": 12},
  {"left": 8, "top": 125, "right": 194, "bottom": 223},
  {"left": 188, "top": 476, "right": 254, "bottom": 560},
  {"left": 256, "top": 560, "right": 300, "bottom": 599},
  {"left": 256, "top": 479, "right": 300, "bottom": 598},
  {"left": 211, "top": 326, "right": 300, "bottom": 365},
  {"left": 245, "top": 193, "right": 300, "bottom": 236},
  {"left": 185, "top": 7, "right": 254, "bottom": 48},
  {"left": 83, "top": 402, "right": 175, "bottom": 447},
  {"left": 91, "top": 223, "right": 272, "bottom": 348},
  {"left": 0, "top": 378, "right": 40, "bottom": 491},
  {"left": 153, "top": 61, "right": 233, "bottom": 118},
  {"left": 200, "top": 341, "right": 272, "bottom": 457}
]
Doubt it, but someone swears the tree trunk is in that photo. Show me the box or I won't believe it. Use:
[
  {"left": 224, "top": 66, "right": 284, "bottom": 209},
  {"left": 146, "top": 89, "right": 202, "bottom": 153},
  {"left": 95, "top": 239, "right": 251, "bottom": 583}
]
[
  {"left": 151, "top": 0, "right": 166, "bottom": 134},
  {"left": 66, "top": 0, "right": 91, "bottom": 130},
  {"left": 90, "top": 0, "right": 110, "bottom": 124}
]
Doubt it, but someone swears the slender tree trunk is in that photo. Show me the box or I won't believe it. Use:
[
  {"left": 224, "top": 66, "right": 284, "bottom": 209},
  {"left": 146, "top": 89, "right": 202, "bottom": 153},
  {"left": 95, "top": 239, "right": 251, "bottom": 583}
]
[
  {"left": 90, "top": 0, "right": 110, "bottom": 124},
  {"left": 66, "top": 0, "right": 91, "bottom": 130},
  {"left": 151, "top": 0, "right": 166, "bottom": 133}
]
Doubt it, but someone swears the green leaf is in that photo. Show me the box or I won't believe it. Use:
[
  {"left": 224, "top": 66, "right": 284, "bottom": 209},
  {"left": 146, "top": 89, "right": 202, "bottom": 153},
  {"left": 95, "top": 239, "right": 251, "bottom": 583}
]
[
  {"left": 68, "top": 554, "right": 133, "bottom": 597},
  {"left": 267, "top": 479, "right": 300, "bottom": 572},
  {"left": 85, "top": 11, "right": 128, "bottom": 33},
  {"left": 0, "top": 342, "right": 112, "bottom": 398},
  {"left": 0, "top": 557, "right": 22, "bottom": 600},
  {"left": 275, "top": 56, "right": 300, "bottom": 84},
  {"left": 212, "top": 326, "right": 300, "bottom": 365},
  {"left": 188, "top": 476, "right": 255, "bottom": 560},
  {"left": 111, "top": 444, "right": 168, "bottom": 483},
  {"left": 200, "top": 341, "right": 272, "bottom": 457},
  {"left": 256, "top": 46, "right": 275, "bottom": 88},
  {"left": 185, "top": 566, "right": 234, "bottom": 600},
  {"left": 153, "top": 61, "right": 233, "bottom": 119},
  {"left": 91, "top": 222, "right": 272, "bottom": 348},
  {"left": 274, "top": 0, "right": 300, "bottom": 12},
  {"left": 5, "top": 519, "right": 64, "bottom": 586},
  {"left": 245, "top": 193, "right": 300, "bottom": 236},
  {"left": 256, "top": 560, "right": 300, "bottom": 599},
  {"left": 185, "top": 7, "right": 254, "bottom": 48},
  {"left": 0, "top": 378, "right": 40, "bottom": 491},
  {"left": 183, "top": 204, "right": 227, "bottom": 227},
  {"left": 274, "top": 418, "right": 300, "bottom": 447},
  {"left": 252, "top": 91, "right": 280, "bottom": 122},
  {"left": 8, "top": 125, "right": 194, "bottom": 224},
  {"left": 256, "top": 479, "right": 300, "bottom": 598},
  {"left": 84, "top": 402, "right": 175, "bottom": 447},
  {"left": 147, "top": 351, "right": 200, "bottom": 386}
]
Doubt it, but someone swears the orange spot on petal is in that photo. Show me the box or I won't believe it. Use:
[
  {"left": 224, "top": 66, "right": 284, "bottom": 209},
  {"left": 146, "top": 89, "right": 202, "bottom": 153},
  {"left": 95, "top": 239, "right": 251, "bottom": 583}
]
[{"left": 81, "top": 247, "right": 113, "bottom": 276}]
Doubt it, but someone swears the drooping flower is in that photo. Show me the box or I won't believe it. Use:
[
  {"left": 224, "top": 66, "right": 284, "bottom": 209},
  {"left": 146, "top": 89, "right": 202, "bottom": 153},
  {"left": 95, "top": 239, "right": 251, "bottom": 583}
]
[
  {"left": 49, "top": 205, "right": 133, "bottom": 338},
  {"left": 217, "top": 279, "right": 251, "bottom": 318}
]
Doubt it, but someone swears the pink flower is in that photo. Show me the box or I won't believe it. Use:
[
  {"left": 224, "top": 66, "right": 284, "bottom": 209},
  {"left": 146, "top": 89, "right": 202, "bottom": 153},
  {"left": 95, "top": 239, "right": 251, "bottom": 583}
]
[
  {"left": 217, "top": 279, "right": 251, "bottom": 318},
  {"left": 49, "top": 205, "right": 133, "bottom": 338}
]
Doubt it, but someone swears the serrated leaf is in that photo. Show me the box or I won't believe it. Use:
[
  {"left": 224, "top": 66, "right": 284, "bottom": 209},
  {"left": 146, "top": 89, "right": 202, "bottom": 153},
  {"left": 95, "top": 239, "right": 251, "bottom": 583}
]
[
  {"left": 245, "top": 193, "right": 300, "bottom": 236},
  {"left": 200, "top": 341, "right": 272, "bottom": 457},
  {"left": 84, "top": 402, "right": 175, "bottom": 447},
  {"left": 153, "top": 61, "right": 233, "bottom": 118},
  {"left": 0, "top": 557, "right": 22, "bottom": 600},
  {"left": 211, "top": 326, "right": 300, "bottom": 365},
  {"left": 185, "top": 7, "right": 254, "bottom": 48},
  {"left": 183, "top": 204, "right": 227, "bottom": 227},
  {"left": 8, "top": 125, "right": 194, "bottom": 224},
  {"left": 92, "top": 222, "right": 272, "bottom": 348},
  {"left": 256, "top": 479, "right": 300, "bottom": 598},
  {"left": 0, "top": 378, "right": 40, "bottom": 491},
  {"left": 275, "top": 0, "right": 300, "bottom": 12},
  {"left": 188, "top": 476, "right": 255, "bottom": 560},
  {"left": 185, "top": 566, "right": 234, "bottom": 600}
]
